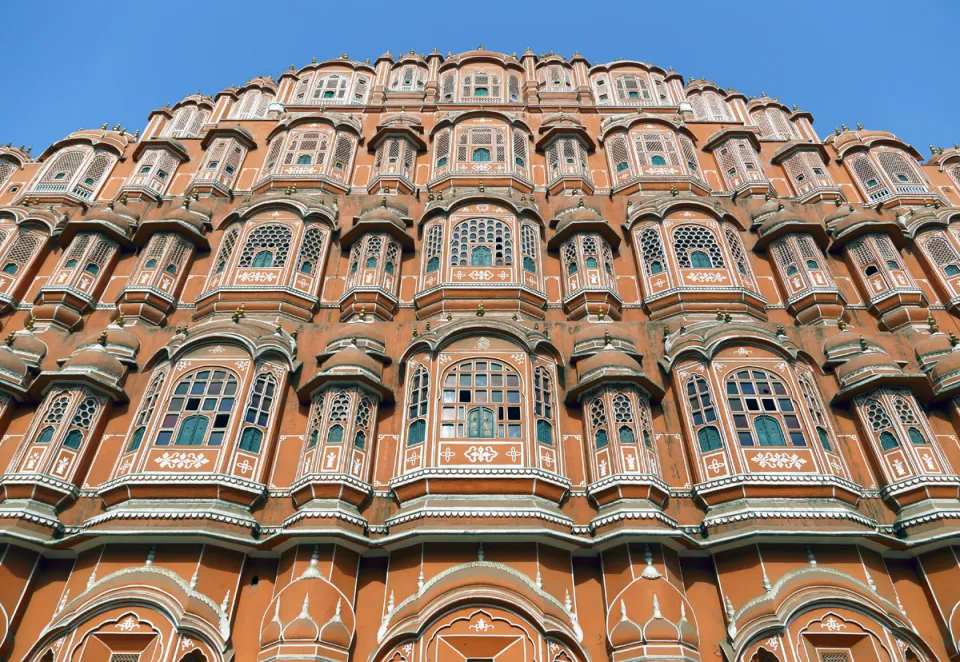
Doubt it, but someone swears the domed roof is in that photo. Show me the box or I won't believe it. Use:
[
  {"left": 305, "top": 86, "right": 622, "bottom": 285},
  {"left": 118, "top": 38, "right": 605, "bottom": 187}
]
[
  {"left": 72, "top": 319, "right": 140, "bottom": 366},
  {"left": 929, "top": 349, "right": 960, "bottom": 389},
  {"left": 322, "top": 347, "right": 383, "bottom": 378},
  {"left": 571, "top": 324, "right": 641, "bottom": 363},
  {"left": 299, "top": 345, "right": 393, "bottom": 403},
  {"left": 915, "top": 331, "right": 955, "bottom": 370},
  {"left": 318, "top": 324, "right": 390, "bottom": 365},
  {"left": 829, "top": 209, "right": 904, "bottom": 251},
  {"left": 61, "top": 347, "right": 126, "bottom": 382},
  {"left": 823, "top": 202, "right": 855, "bottom": 227},
  {"left": 835, "top": 351, "right": 902, "bottom": 388},
  {"left": 822, "top": 325, "right": 877, "bottom": 368},
  {"left": 755, "top": 209, "right": 829, "bottom": 251},
  {"left": 750, "top": 196, "right": 782, "bottom": 223},
  {"left": 567, "top": 349, "right": 664, "bottom": 404},
  {"left": 579, "top": 349, "right": 644, "bottom": 377},
  {"left": 607, "top": 557, "right": 699, "bottom": 652},
  {"left": 259, "top": 576, "right": 354, "bottom": 649},
  {"left": 111, "top": 199, "right": 142, "bottom": 222},
  {"left": 549, "top": 203, "right": 619, "bottom": 249},
  {"left": 8, "top": 328, "right": 47, "bottom": 366},
  {"left": 0, "top": 346, "right": 28, "bottom": 383}
]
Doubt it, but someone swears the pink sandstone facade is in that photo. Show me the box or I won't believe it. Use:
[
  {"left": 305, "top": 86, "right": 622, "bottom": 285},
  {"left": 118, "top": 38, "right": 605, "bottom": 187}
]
[{"left": 0, "top": 47, "right": 959, "bottom": 662}]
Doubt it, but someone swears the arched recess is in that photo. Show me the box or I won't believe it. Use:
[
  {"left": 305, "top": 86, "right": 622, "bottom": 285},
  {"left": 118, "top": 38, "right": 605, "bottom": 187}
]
[
  {"left": 729, "top": 568, "right": 935, "bottom": 662},
  {"left": 373, "top": 562, "right": 588, "bottom": 662},
  {"left": 26, "top": 581, "right": 224, "bottom": 662}
]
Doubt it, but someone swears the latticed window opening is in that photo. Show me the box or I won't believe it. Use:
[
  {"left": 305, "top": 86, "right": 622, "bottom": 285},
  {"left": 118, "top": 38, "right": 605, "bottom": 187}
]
[
  {"left": 434, "top": 130, "right": 451, "bottom": 172},
  {"left": 513, "top": 129, "right": 529, "bottom": 169},
  {"left": 109, "top": 654, "right": 140, "bottom": 662},
  {"left": 673, "top": 225, "right": 725, "bottom": 268},
  {"left": 614, "top": 73, "right": 654, "bottom": 105},
  {"left": 520, "top": 224, "right": 538, "bottom": 274},
  {"left": 877, "top": 149, "right": 928, "bottom": 193},
  {"left": 849, "top": 155, "right": 891, "bottom": 202},
  {"left": 62, "top": 396, "right": 99, "bottom": 450},
  {"left": 213, "top": 228, "right": 240, "bottom": 275},
  {"left": 533, "top": 366, "right": 555, "bottom": 446},
  {"left": 0, "top": 228, "right": 42, "bottom": 277},
  {"left": 406, "top": 367, "right": 429, "bottom": 446},
  {"left": 312, "top": 74, "right": 350, "bottom": 103},
  {"left": 687, "top": 375, "right": 722, "bottom": 452},
  {"left": 726, "top": 369, "right": 806, "bottom": 448},
  {"left": 440, "top": 360, "right": 522, "bottom": 439},
  {"left": 546, "top": 137, "right": 589, "bottom": 182},
  {"left": 689, "top": 91, "right": 732, "bottom": 121},
  {"left": 0, "top": 157, "right": 17, "bottom": 188},
  {"left": 716, "top": 139, "right": 765, "bottom": 189},
  {"left": 561, "top": 240, "right": 579, "bottom": 277},
  {"left": 239, "top": 373, "right": 277, "bottom": 453},
  {"left": 127, "top": 371, "right": 167, "bottom": 452},
  {"left": 133, "top": 233, "right": 191, "bottom": 282},
  {"left": 424, "top": 225, "right": 443, "bottom": 273},
  {"left": 330, "top": 134, "right": 357, "bottom": 178},
  {"left": 157, "top": 369, "right": 239, "bottom": 447},
  {"left": 384, "top": 240, "right": 400, "bottom": 276},
  {"left": 640, "top": 227, "right": 666, "bottom": 276},
  {"left": 165, "top": 105, "right": 209, "bottom": 138},
  {"left": 374, "top": 137, "right": 414, "bottom": 179},
  {"left": 450, "top": 218, "right": 513, "bottom": 267},
  {"left": 537, "top": 65, "right": 573, "bottom": 93},
  {"left": 783, "top": 151, "right": 834, "bottom": 194},
  {"left": 282, "top": 130, "right": 332, "bottom": 168},
  {"left": 441, "top": 72, "right": 456, "bottom": 101},
  {"left": 389, "top": 65, "right": 426, "bottom": 91},
  {"left": 131, "top": 148, "right": 179, "bottom": 193},
  {"left": 797, "top": 372, "right": 834, "bottom": 452},
  {"left": 461, "top": 71, "right": 501, "bottom": 101},
  {"left": 354, "top": 395, "right": 372, "bottom": 448},
  {"left": 456, "top": 127, "right": 506, "bottom": 165},
  {"left": 230, "top": 89, "right": 273, "bottom": 120},
  {"left": 588, "top": 396, "right": 609, "bottom": 449},
  {"left": 238, "top": 225, "right": 293, "bottom": 269},
  {"left": 33, "top": 393, "right": 71, "bottom": 444},
  {"left": 297, "top": 227, "right": 327, "bottom": 275},
  {"left": 36, "top": 150, "right": 85, "bottom": 189},
  {"left": 607, "top": 134, "right": 633, "bottom": 178},
  {"left": 306, "top": 393, "right": 326, "bottom": 448},
  {"left": 724, "top": 226, "right": 756, "bottom": 285},
  {"left": 633, "top": 131, "right": 681, "bottom": 169},
  {"left": 751, "top": 108, "right": 796, "bottom": 140},
  {"left": 921, "top": 230, "right": 960, "bottom": 276}
]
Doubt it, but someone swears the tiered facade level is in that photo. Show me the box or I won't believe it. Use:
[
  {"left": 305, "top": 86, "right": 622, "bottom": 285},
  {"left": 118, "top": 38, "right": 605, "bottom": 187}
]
[{"left": 4, "top": 47, "right": 960, "bottom": 662}]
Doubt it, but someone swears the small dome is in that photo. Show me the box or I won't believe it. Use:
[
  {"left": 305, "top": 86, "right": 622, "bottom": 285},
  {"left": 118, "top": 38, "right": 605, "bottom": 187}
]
[
  {"left": 0, "top": 346, "right": 28, "bottom": 382},
  {"left": 824, "top": 203, "right": 855, "bottom": 226},
  {"left": 930, "top": 349, "right": 960, "bottom": 386},
  {"left": 835, "top": 351, "right": 902, "bottom": 388},
  {"left": 9, "top": 330, "right": 47, "bottom": 364},
  {"left": 578, "top": 349, "right": 644, "bottom": 379},
  {"left": 74, "top": 322, "right": 140, "bottom": 365},
  {"left": 321, "top": 346, "right": 383, "bottom": 379},
  {"left": 823, "top": 327, "right": 878, "bottom": 367},
  {"left": 572, "top": 323, "right": 640, "bottom": 362},
  {"left": 555, "top": 207, "right": 605, "bottom": 232},
  {"left": 750, "top": 197, "right": 781, "bottom": 222},
  {"left": 112, "top": 200, "right": 142, "bottom": 222},
  {"left": 606, "top": 572, "right": 699, "bottom": 652},
  {"left": 916, "top": 332, "right": 955, "bottom": 370},
  {"left": 83, "top": 207, "right": 135, "bottom": 235},
  {"left": 357, "top": 205, "right": 405, "bottom": 228},
  {"left": 259, "top": 576, "right": 355, "bottom": 649},
  {"left": 326, "top": 323, "right": 387, "bottom": 348},
  {"left": 61, "top": 347, "right": 125, "bottom": 382}
]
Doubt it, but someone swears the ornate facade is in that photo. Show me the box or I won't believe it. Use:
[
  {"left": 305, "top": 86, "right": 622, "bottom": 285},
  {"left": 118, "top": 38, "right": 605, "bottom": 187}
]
[{"left": 1, "top": 47, "right": 960, "bottom": 662}]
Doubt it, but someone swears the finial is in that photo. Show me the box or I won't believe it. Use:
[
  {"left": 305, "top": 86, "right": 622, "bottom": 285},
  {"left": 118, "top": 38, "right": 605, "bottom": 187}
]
[
  {"left": 425, "top": 320, "right": 431, "bottom": 332},
  {"left": 112, "top": 123, "right": 120, "bottom": 131},
  {"left": 835, "top": 127, "right": 841, "bottom": 135},
  {"left": 670, "top": 184, "right": 678, "bottom": 197},
  {"left": 597, "top": 305, "right": 605, "bottom": 321},
  {"left": 358, "top": 304, "right": 367, "bottom": 321},
  {"left": 929, "top": 314, "right": 939, "bottom": 334},
  {"left": 859, "top": 336, "right": 868, "bottom": 351},
  {"left": 605, "top": 329, "right": 613, "bottom": 347},
  {"left": 190, "top": 569, "right": 199, "bottom": 590},
  {"left": 101, "top": 122, "right": 108, "bottom": 130},
  {"left": 221, "top": 590, "right": 231, "bottom": 611},
  {"left": 951, "top": 331, "right": 959, "bottom": 348},
  {"left": 641, "top": 545, "right": 662, "bottom": 579},
  {"left": 3, "top": 333, "right": 13, "bottom": 347},
  {"left": 856, "top": 122, "right": 863, "bottom": 130},
  {"left": 146, "top": 546, "right": 156, "bottom": 566},
  {"left": 806, "top": 545, "right": 817, "bottom": 567},
  {"left": 98, "top": 330, "right": 108, "bottom": 346},
  {"left": 837, "top": 319, "right": 847, "bottom": 331},
  {"left": 564, "top": 589, "right": 572, "bottom": 611},
  {"left": 312, "top": 56, "right": 317, "bottom": 63},
  {"left": 301, "top": 545, "right": 322, "bottom": 578},
  {"left": 232, "top": 303, "right": 245, "bottom": 323},
  {"left": 841, "top": 123, "right": 849, "bottom": 131},
  {"left": 776, "top": 325, "right": 785, "bottom": 336},
  {"left": 477, "top": 542, "right": 485, "bottom": 561},
  {"left": 476, "top": 301, "right": 485, "bottom": 316},
  {"left": 931, "top": 144, "right": 937, "bottom": 155},
  {"left": 412, "top": 324, "right": 418, "bottom": 337},
  {"left": 114, "top": 312, "right": 125, "bottom": 328}
]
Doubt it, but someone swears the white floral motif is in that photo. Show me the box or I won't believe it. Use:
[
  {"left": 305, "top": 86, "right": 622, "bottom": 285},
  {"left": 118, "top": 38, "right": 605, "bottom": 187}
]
[
  {"left": 764, "top": 636, "right": 779, "bottom": 651},
  {"left": 685, "top": 272, "right": 727, "bottom": 283},
  {"left": 155, "top": 452, "right": 209, "bottom": 470},
  {"left": 405, "top": 450, "right": 420, "bottom": 465},
  {"left": 181, "top": 637, "right": 195, "bottom": 650},
  {"left": 707, "top": 458, "right": 725, "bottom": 474},
  {"left": 211, "top": 346, "right": 225, "bottom": 354},
  {"left": 599, "top": 459, "right": 608, "bottom": 477},
  {"left": 403, "top": 644, "right": 414, "bottom": 656},
  {"left": 823, "top": 616, "right": 845, "bottom": 631},
  {"left": 467, "top": 270, "right": 495, "bottom": 281},
  {"left": 540, "top": 452, "right": 554, "bottom": 468},
  {"left": 439, "top": 448, "right": 456, "bottom": 462},
  {"left": 118, "top": 616, "right": 139, "bottom": 631},
  {"left": 510, "top": 353, "right": 526, "bottom": 364},
  {"left": 892, "top": 459, "right": 906, "bottom": 476},
  {"left": 24, "top": 450, "right": 41, "bottom": 471},
  {"left": 750, "top": 452, "right": 808, "bottom": 470},
  {"left": 54, "top": 457, "right": 70, "bottom": 476},
  {"left": 470, "top": 617, "right": 494, "bottom": 632},
  {"left": 475, "top": 338, "right": 491, "bottom": 350},
  {"left": 352, "top": 459, "right": 362, "bottom": 475},
  {"left": 464, "top": 446, "right": 498, "bottom": 463},
  {"left": 439, "top": 353, "right": 452, "bottom": 364},
  {"left": 235, "top": 459, "right": 253, "bottom": 475},
  {"left": 119, "top": 458, "right": 133, "bottom": 474},
  {"left": 624, "top": 453, "right": 637, "bottom": 471},
  {"left": 237, "top": 272, "right": 277, "bottom": 283},
  {"left": 506, "top": 447, "right": 522, "bottom": 462}
]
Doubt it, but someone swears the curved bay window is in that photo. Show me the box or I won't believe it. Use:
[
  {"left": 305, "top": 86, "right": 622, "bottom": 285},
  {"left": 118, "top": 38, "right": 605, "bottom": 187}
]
[
  {"left": 33, "top": 232, "right": 120, "bottom": 330},
  {"left": 605, "top": 127, "right": 704, "bottom": 193},
  {"left": 0, "top": 223, "right": 48, "bottom": 314},
  {"left": 631, "top": 216, "right": 764, "bottom": 320},
  {"left": 288, "top": 70, "right": 372, "bottom": 106},
  {"left": 780, "top": 150, "right": 838, "bottom": 199},
  {"left": 584, "top": 386, "right": 659, "bottom": 483},
  {"left": 544, "top": 136, "right": 590, "bottom": 189},
  {"left": 396, "top": 340, "right": 565, "bottom": 502},
  {"left": 104, "top": 341, "right": 291, "bottom": 510},
  {"left": 768, "top": 233, "right": 844, "bottom": 324},
  {"left": 559, "top": 234, "right": 618, "bottom": 319},
  {"left": 389, "top": 65, "right": 426, "bottom": 92},
  {"left": 415, "top": 204, "right": 545, "bottom": 319},
  {"left": 190, "top": 136, "right": 247, "bottom": 195},
  {"left": 750, "top": 106, "right": 798, "bottom": 141},
  {"left": 229, "top": 88, "right": 274, "bottom": 120},
  {"left": 536, "top": 63, "right": 574, "bottom": 93},
  {"left": 118, "top": 232, "right": 195, "bottom": 325},
  {"left": 916, "top": 228, "right": 960, "bottom": 312},
  {"left": 162, "top": 104, "right": 210, "bottom": 138},
  {"left": 123, "top": 147, "right": 182, "bottom": 198},
  {"left": 341, "top": 233, "right": 402, "bottom": 320},
  {"left": 198, "top": 215, "right": 332, "bottom": 321},
  {"left": 591, "top": 70, "right": 675, "bottom": 107},
  {"left": 298, "top": 386, "right": 378, "bottom": 491},
  {"left": 687, "top": 90, "right": 734, "bottom": 121},
  {"left": 430, "top": 120, "right": 532, "bottom": 188},
  {"left": 27, "top": 146, "right": 117, "bottom": 202},
  {"left": 257, "top": 123, "right": 359, "bottom": 193},
  {"left": 854, "top": 389, "right": 952, "bottom": 494},
  {"left": 844, "top": 147, "right": 931, "bottom": 205},
  {"left": 460, "top": 70, "right": 501, "bottom": 102},
  {"left": 370, "top": 136, "right": 416, "bottom": 192},
  {"left": 714, "top": 138, "right": 769, "bottom": 192},
  {"left": 673, "top": 354, "right": 852, "bottom": 507},
  {"left": 4, "top": 387, "right": 108, "bottom": 505},
  {"left": 842, "top": 233, "right": 926, "bottom": 331}
]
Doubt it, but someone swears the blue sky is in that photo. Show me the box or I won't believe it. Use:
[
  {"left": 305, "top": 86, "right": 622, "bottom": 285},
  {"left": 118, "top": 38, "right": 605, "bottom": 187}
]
[{"left": 2, "top": 0, "right": 957, "bottom": 156}]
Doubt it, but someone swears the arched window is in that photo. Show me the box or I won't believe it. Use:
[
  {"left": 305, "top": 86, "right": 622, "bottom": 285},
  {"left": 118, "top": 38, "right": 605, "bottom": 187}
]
[
  {"left": 208, "top": 230, "right": 237, "bottom": 277},
  {"left": 545, "top": 137, "right": 589, "bottom": 181},
  {"left": 862, "top": 397, "right": 899, "bottom": 450},
  {"left": 534, "top": 366, "right": 554, "bottom": 446},
  {"left": 673, "top": 225, "right": 725, "bottom": 268},
  {"left": 296, "top": 226, "right": 327, "bottom": 276},
  {"left": 406, "top": 367, "right": 429, "bottom": 446},
  {"left": 606, "top": 134, "right": 633, "bottom": 178},
  {"left": 589, "top": 398, "right": 609, "bottom": 449},
  {"left": 424, "top": 225, "right": 443, "bottom": 274},
  {"left": 0, "top": 228, "right": 42, "bottom": 281},
  {"left": 687, "top": 375, "right": 722, "bottom": 452},
  {"left": 238, "top": 225, "right": 293, "bottom": 268},
  {"left": 461, "top": 71, "right": 501, "bottom": 101},
  {"left": 164, "top": 105, "right": 210, "bottom": 138},
  {"left": 311, "top": 74, "right": 350, "bottom": 103},
  {"left": 33, "top": 394, "right": 70, "bottom": 444},
  {"left": 633, "top": 132, "right": 681, "bottom": 169},
  {"left": 306, "top": 392, "right": 325, "bottom": 448},
  {"left": 689, "top": 91, "right": 732, "bottom": 121},
  {"left": 521, "top": 225, "right": 538, "bottom": 274},
  {"left": 434, "top": 130, "right": 451, "bottom": 171},
  {"left": 389, "top": 65, "right": 426, "bottom": 91},
  {"left": 440, "top": 360, "right": 522, "bottom": 440},
  {"left": 280, "top": 129, "right": 332, "bottom": 170},
  {"left": 127, "top": 371, "right": 167, "bottom": 452},
  {"left": 450, "top": 219, "right": 513, "bottom": 267},
  {"left": 62, "top": 397, "right": 100, "bottom": 450},
  {"left": 726, "top": 369, "right": 805, "bottom": 447},
  {"left": 725, "top": 226, "right": 756, "bottom": 285},
  {"left": 920, "top": 231, "right": 960, "bottom": 278},
  {"left": 849, "top": 155, "right": 891, "bottom": 201},
  {"left": 326, "top": 391, "right": 350, "bottom": 444},
  {"left": 877, "top": 150, "right": 927, "bottom": 191},
  {"left": 230, "top": 89, "right": 274, "bottom": 120},
  {"left": 639, "top": 227, "right": 667, "bottom": 277},
  {"left": 797, "top": 373, "right": 835, "bottom": 453},
  {"left": 456, "top": 128, "right": 505, "bottom": 165},
  {"left": 239, "top": 373, "right": 277, "bottom": 453},
  {"left": 157, "top": 369, "right": 239, "bottom": 447},
  {"left": 614, "top": 73, "right": 653, "bottom": 104}
]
